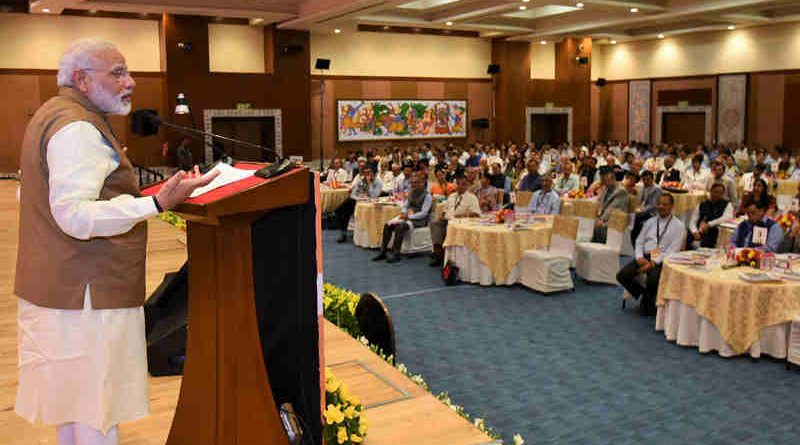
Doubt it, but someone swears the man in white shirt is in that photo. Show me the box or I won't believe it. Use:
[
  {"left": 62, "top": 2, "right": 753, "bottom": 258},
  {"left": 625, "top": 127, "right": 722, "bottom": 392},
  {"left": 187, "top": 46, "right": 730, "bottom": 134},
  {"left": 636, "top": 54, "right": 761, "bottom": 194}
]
[
  {"left": 707, "top": 161, "right": 737, "bottom": 205},
  {"left": 553, "top": 162, "right": 580, "bottom": 195},
  {"left": 429, "top": 174, "right": 481, "bottom": 266},
  {"left": 380, "top": 162, "right": 402, "bottom": 194},
  {"left": 325, "top": 158, "right": 349, "bottom": 184},
  {"left": 682, "top": 154, "right": 710, "bottom": 191},
  {"left": 527, "top": 175, "right": 560, "bottom": 215},
  {"left": 673, "top": 148, "right": 692, "bottom": 173},
  {"left": 617, "top": 194, "right": 686, "bottom": 316},
  {"left": 15, "top": 39, "right": 216, "bottom": 445}
]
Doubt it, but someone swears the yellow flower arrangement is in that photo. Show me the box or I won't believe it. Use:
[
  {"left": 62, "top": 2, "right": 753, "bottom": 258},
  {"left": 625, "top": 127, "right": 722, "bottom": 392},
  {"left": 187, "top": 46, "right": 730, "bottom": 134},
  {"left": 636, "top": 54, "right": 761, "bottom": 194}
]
[{"left": 324, "top": 368, "right": 367, "bottom": 445}]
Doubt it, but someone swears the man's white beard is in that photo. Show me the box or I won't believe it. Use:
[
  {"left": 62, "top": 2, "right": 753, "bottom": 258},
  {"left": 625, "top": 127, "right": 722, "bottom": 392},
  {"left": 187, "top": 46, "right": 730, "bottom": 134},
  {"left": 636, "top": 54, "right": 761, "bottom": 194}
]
[{"left": 88, "top": 83, "right": 132, "bottom": 115}]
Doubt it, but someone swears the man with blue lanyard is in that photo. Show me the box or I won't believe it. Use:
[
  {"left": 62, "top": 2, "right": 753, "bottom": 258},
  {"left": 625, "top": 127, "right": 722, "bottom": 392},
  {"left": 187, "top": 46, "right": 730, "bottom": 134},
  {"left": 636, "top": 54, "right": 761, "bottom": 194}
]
[
  {"left": 617, "top": 194, "right": 686, "bottom": 316},
  {"left": 729, "top": 201, "right": 784, "bottom": 252},
  {"left": 527, "top": 175, "right": 560, "bottom": 215}
]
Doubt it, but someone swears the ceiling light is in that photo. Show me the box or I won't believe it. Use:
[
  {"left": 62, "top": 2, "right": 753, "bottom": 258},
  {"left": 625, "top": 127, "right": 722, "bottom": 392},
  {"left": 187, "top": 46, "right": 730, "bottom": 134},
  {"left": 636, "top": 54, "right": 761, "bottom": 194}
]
[
  {"left": 657, "top": 33, "right": 664, "bottom": 39},
  {"left": 383, "top": 25, "right": 390, "bottom": 30},
  {"left": 88, "top": 10, "right": 97, "bottom": 14},
  {"left": 446, "top": 21, "right": 453, "bottom": 26},
  {"left": 576, "top": 2, "right": 584, "bottom": 8},
  {"left": 630, "top": 7, "right": 639, "bottom": 13},
  {"left": 540, "top": 40, "right": 547, "bottom": 45},
  {"left": 519, "top": 5, "right": 527, "bottom": 10},
  {"left": 334, "top": 28, "right": 342, "bottom": 34},
  {"left": 610, "top": 40, "right": 617, "bottom": 44},
  {"left": 522, "top": 0, "right": 530, "bottom": 2},
  {"left": 728, "top": 25, "right": 736, "bottom": 30},
  {"left": 42, "top": 8, "right": 50, "bottom": 13}
]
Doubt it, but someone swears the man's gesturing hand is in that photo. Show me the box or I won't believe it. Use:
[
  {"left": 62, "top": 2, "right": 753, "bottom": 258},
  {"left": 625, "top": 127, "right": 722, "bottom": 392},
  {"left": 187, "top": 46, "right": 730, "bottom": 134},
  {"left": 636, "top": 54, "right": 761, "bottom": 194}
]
[{"left": 155, "top": 166, "right": 220, "bottom": 210}]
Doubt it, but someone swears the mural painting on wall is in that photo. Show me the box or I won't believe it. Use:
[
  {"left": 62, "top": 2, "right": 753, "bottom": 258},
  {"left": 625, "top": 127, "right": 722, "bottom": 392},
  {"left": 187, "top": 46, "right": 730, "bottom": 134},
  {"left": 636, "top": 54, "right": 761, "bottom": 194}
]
[
  {"left": 717, "top": 74, "right": 747, "bottom": 145},
  {"left": 337, "top": 99, "right": 467, "bottom": 141},
  {"left": 628, "top": 80, "right": 651, "bottom": 144}
]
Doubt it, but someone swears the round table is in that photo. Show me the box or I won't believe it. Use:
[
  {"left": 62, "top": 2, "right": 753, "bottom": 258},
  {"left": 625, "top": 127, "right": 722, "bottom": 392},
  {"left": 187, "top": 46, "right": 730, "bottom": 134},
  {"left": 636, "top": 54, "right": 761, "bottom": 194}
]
[
  {"left": 559, "top": 198, "right": 599, "bottom": 218},
  {"left": 443, "top": 217, "right": 553, "bottom": 286},
  {"left": 656, "top": 259, "right": 800, "bottom": 358},
  {"left": 320, "top": 187, "right": 351, "bottom": 213},
  {"left": 353, "top": 201, "right": 402, "bottom": 249}
]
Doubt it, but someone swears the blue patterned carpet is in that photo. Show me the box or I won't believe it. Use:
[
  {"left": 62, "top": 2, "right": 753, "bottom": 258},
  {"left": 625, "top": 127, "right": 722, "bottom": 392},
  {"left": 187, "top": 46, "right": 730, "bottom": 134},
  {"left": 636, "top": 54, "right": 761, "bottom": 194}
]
[{"left": 322, "top": 231, "right": 800, "bottom": 445}]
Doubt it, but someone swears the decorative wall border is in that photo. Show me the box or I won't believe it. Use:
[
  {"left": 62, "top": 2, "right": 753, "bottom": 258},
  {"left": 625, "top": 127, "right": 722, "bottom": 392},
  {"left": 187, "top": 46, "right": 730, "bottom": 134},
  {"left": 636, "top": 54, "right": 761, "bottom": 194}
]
[
  {"left": 525, "top": 107, "right": 573, "bottom": 147},
  {"left": 203, "top": 108, "right": 282, "bottom": 162},
  {"left": 628, "top": 80, "right": 651, "bottom": 143},
  {"left": 654, "top": 105, "right": 713, "bottom": 145}
]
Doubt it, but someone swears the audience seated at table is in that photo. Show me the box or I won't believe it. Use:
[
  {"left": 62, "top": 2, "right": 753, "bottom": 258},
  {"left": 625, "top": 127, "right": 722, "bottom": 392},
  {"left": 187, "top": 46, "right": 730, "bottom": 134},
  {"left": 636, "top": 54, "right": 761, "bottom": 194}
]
[
  {"left": 429, "top": 174, "right": 482, "bottom": 266},
  {"left": 373, "top": 174, "right": 432, "bottom": 263},
  {"left": 516, "top": 159, "right": 543, "bottom": 193},
  {"left": 630, "top": 170, "right": 662, "bottom": 245},
  {"left": 578, "top": 156, "right": 598, "bottom": 190},
  {"left": 325, "top": 158, "right": 349, "bottom": 184},
  {"left": 445, "top": 154, "right": 465, "bottom": 182},
  {"left": 687, "top": 183, "right": 734, "bottom": 249},
  {"left": 527, "top": 175, "right": 560, "bottom": 215},
  {"left": 729, "top": 200, "right": 784, "bottom": 252},
  {"left": 487, "top": 162, "right": 512, "bottom": 203},
  {"left": 592, "top": 168, "right": 630, "bottom": 243},
  {"left": 682, "top": 154, "right": 710, "bottom": 191},
  {"left": 336, "top": 166, "right": 383, "bottom": 243},
  {"left": 554, "top": 162, "right": 580, "bottom": 195},
  {"left": 617, "top": 194, "right": 686, "bottom": 316},
  {"left": 656, "top": 155, "right": 682, "bottom": 185},
  {"left": 476, "top": 173, "right": 501, "bottom": 213},
  {"left": 708, "top": 161, "right": 738, "bottom": 205},
  {"left": 735, "top": 178, "right": 777, "bottom": 217},
  {"left": 431, "top": 166, "right": 456, "bottom": 196}
]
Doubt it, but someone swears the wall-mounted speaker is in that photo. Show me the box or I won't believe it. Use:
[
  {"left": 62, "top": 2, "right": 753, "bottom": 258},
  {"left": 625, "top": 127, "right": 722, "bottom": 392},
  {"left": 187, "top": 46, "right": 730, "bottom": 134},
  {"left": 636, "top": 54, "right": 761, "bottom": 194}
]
[
  {"left": 487, "top": 64, "right": 500, "bottom": 75},
  {"left": 281, "top": 43, "right": 305, "bottom": 55},
  {"left": 578, "top": 56, "right": 589, "bottom": 65},
  {"left": 596, "top": 78, "right": 607, "bottom": 87},
  {"left": 315, "top": 58, "right": 331, "bottom": 70},
  {"left": 471, "top": 118, "right": 490, "bottom": 129}
]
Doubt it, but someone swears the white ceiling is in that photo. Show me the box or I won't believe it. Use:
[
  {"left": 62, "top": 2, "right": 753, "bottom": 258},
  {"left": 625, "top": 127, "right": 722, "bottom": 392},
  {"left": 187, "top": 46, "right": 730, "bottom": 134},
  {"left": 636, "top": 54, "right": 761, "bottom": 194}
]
[{"left": 26, "top": 0, "right": 800, "bottom": 43}]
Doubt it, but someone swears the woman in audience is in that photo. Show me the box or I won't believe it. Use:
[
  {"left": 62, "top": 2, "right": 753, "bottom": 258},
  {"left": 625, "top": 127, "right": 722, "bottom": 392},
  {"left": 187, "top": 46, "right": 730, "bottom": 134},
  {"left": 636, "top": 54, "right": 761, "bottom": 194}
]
[
  {"left": 735, "top": 178, "right": 777, "bottom": 217},
  {"left": 430, "top": 166, "right": 456, "bottom": 196},
  {"left": 476, "top": 173, "right": 500, "bottom": 213}
]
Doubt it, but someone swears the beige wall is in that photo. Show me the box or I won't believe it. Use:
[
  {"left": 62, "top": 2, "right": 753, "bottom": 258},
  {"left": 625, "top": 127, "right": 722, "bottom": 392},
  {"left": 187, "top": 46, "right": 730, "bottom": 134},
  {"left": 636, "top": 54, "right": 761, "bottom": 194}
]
[
  {"left": 310, "top": 31, "right": 491, "bottom": 79},
  {"left": 593, "top": 22, "right": 800, "bottom": 80},
  {"left": 208, "top": 24, "right": 265, "bottom": 73},
  {"left": 0, "top": 13, "right": 161, "bottom": 71},
  {"left": 530, "top": 42, "right": 556, "bottom": 80}
]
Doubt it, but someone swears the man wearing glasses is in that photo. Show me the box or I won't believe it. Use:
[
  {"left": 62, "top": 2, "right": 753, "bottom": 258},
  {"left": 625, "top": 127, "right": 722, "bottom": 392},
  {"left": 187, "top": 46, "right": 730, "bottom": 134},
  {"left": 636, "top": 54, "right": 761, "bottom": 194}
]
[{"left": 15, "top": 39, "right": 215, "bottom": 445}]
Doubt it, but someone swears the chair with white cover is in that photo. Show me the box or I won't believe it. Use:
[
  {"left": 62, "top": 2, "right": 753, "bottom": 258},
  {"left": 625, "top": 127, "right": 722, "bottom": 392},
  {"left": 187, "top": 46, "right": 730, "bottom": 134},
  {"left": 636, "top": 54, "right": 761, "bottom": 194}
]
[
  {"left": 391, "top": 201, "right": 436, "bottom": 255},
  {"left": 575, "top": 210, "right": 628, "bottom": 285},
  {"left": 788, "top": 317, "right": 800, "bottom": 370},
  {"left": 520, "top": 215, "right": 578, "bottom": 294}
]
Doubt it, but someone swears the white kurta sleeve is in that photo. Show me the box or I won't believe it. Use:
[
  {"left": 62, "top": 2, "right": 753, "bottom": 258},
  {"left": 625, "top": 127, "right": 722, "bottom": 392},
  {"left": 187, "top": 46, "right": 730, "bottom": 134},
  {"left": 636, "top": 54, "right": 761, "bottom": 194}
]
[{"left": 47, "top": 121, "right": 158, "bottom": 240}]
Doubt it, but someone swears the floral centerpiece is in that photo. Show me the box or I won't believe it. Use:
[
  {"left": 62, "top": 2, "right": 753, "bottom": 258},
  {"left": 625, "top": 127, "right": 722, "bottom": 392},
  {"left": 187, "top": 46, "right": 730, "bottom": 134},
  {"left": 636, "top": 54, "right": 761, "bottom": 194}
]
[
  {"left": 662, "top": 181, "right": 683, "bottom": 190},
  {"left": 735, "top": 248, "right": 762, "bottom": 268},
  {"left": 777, "top": 212, "right": 796, "bottom": 231},
  {"left": 566, "top": 189, "right": 585, "bottom": 199},
  {"left": 495, "top": 208, "right": 514, "bottom": 224},
  {"left": 324, "top": 368, "right": 368, "bottom": 445}
]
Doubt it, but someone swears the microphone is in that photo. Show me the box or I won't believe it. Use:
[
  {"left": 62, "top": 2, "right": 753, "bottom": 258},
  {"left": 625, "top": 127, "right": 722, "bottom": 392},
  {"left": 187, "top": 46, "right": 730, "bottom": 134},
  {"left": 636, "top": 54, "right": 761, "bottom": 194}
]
[{"left": 131, "top": 109, "right": 296, "bottom": 179}]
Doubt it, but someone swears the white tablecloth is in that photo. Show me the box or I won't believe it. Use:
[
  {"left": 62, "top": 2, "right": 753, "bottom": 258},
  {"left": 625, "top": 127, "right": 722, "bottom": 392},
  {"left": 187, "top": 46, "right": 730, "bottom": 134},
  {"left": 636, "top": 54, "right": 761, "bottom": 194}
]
[
  {"left": 445, "top": 246, "right": 521, "bottom": 286},
  {"left": 655, "top": 300, "right": 791, "bottom": 359}
]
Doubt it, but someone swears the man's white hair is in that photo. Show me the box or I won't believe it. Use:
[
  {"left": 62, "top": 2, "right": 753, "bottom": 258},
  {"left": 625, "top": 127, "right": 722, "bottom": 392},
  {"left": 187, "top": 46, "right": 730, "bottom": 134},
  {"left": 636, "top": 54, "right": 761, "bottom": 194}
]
[{"left": 56, "top": 39, "right": 119, "bottom": 87}]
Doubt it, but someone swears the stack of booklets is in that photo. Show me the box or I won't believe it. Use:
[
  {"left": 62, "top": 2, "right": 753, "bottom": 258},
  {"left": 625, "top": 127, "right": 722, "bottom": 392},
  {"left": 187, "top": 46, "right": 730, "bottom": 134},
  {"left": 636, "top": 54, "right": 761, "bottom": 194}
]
[
  {"left": 669, "top": 252, "right": 708, "bottom": 266},
  {"left": 737, "top": 272, "right": 783, "bottom": 283}
]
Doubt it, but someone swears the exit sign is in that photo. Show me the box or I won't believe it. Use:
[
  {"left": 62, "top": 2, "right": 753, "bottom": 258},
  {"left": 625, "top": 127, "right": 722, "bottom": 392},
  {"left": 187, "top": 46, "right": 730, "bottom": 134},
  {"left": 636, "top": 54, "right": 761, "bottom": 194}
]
[
  {"left": 678, "top": 100, "right": 689, "bottom": 107},
  {"left": 545, "top": 102, "right": 555, "bottom": 109},
  {"left": 236, "top": 103, "right": 252, "bottom": 110}
]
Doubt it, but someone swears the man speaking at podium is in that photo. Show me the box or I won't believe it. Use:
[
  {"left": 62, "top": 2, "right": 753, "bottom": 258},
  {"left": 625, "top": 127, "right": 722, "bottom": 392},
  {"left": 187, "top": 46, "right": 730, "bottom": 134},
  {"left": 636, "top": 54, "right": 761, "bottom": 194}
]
[{"left": 14, "top": 39, "right": 216, "bottom": 445}]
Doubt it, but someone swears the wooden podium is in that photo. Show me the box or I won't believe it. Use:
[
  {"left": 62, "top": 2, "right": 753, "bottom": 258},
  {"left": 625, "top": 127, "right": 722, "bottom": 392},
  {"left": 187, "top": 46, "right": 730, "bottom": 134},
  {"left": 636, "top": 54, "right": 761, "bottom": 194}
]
[{"left": 143, "top": 164, "right": 323, "bottom": 445}]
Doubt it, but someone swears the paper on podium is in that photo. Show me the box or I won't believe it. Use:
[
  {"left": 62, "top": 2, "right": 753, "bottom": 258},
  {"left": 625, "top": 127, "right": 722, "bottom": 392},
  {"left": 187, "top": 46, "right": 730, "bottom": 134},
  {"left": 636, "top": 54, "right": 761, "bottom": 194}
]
[{"left": 190, "top": 162, "right": 256, "bottom": 198}]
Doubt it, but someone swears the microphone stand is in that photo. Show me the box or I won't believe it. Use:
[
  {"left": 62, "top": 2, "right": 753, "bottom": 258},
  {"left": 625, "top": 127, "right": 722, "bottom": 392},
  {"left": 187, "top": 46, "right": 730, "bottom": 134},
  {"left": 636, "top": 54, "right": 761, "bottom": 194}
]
[{"left": 154, "top": 119, "right": 296, "bottom": 179}]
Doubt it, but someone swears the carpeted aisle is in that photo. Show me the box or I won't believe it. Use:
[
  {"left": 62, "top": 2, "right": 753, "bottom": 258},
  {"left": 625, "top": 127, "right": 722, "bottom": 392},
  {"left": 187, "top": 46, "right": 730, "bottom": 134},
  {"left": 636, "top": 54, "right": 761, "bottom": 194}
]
[{"left": 322, "top": 231, "right": 800, "bottom": 445}]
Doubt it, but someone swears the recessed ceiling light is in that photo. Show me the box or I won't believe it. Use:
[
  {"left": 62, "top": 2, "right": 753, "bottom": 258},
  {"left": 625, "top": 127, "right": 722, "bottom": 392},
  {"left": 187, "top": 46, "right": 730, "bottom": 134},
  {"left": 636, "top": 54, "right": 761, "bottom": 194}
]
[
  {"left": 630, "top": 7, "right": 639, "bottom": 13},
  {"left": 519, "top": 5, "right": 527, "bottom": 10},
  {"left": 383, "top": 25, "right": 390, "bottom": 30},
  {"left": 657, "top": 33, "right": 664, "bottom": 39},
  {"left": 42, "top": 8, "right": 50, "bottom": 12},
  {"left": 446, "top": 21, "right": 453, "bottom": 26},
  {"left": 522, "top": 0, "right": 530, "bottom": 2},
  {"left": 540, "top": 40, "right": 547, "bottom": 45},
  {"left": 334, "top": 28, "right": 342, "bottom": 34},
  {"left": 576, "top": 2, "right": 584, "bottom": 8},
  {"left": 88, "top": 10, "right": 97, "bottom": 14},
  {"left": 610, "top": 40, "right": 617, "bottom": 44},
  {"left": 727, "top": 25, "right": 736, "bottom": 30}
]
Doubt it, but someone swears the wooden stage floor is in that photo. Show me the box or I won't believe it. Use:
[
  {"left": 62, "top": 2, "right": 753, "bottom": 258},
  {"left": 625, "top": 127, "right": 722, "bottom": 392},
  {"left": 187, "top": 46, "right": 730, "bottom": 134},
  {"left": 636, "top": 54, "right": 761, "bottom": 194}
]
[{"left": 0, "top": 181, "right": 493, "bottom": 445}]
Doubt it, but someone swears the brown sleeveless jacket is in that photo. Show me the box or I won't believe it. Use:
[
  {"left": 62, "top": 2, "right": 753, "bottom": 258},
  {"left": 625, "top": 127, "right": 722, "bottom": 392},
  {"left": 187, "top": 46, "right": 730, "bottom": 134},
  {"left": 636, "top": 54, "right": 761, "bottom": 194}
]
[{"left": 15, "top": 87, "right": 148, "bottom": 309}]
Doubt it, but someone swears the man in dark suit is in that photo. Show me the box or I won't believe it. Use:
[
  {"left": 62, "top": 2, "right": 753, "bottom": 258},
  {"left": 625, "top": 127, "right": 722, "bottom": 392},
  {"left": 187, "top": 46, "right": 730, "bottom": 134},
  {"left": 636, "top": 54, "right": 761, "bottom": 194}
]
[{"left": 656, "top": 155, "right": 681, "bottom": 185}]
